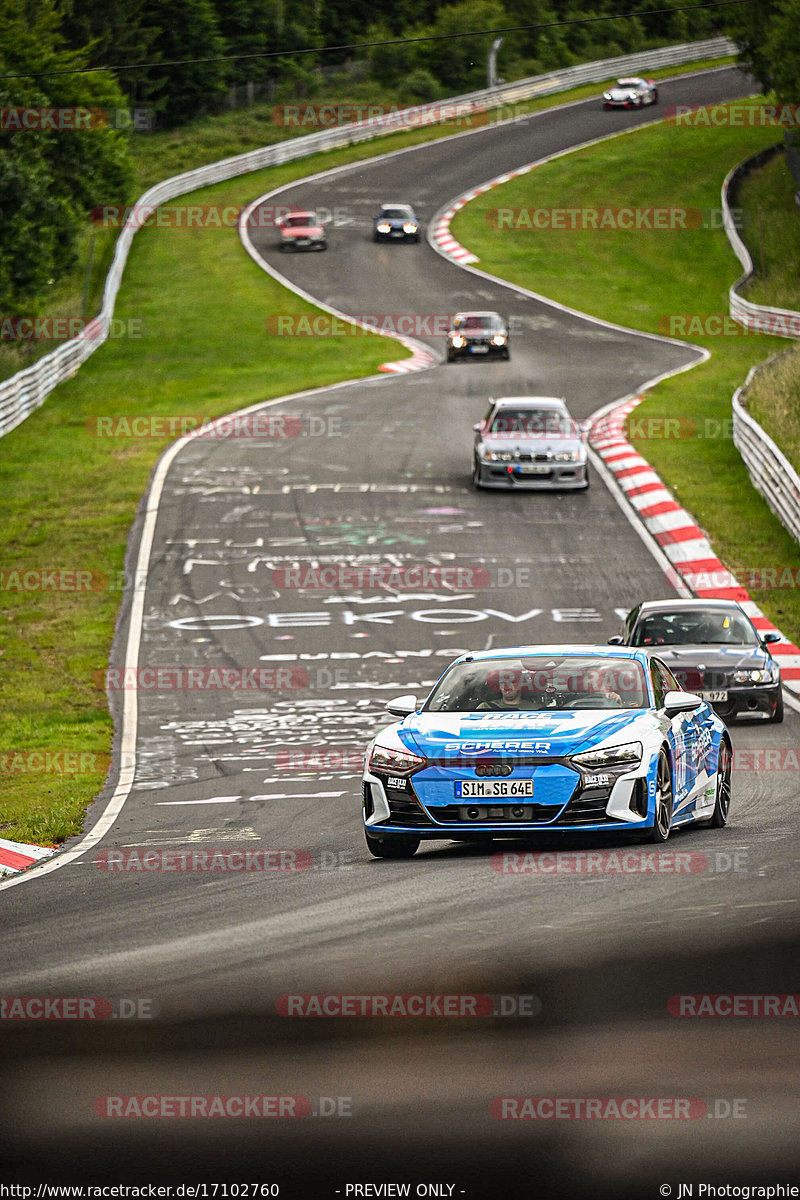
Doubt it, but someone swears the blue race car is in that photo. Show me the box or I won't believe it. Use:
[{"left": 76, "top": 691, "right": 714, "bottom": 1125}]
[{"left": 361, "top": 645, "right": 731, "bottom": 858}]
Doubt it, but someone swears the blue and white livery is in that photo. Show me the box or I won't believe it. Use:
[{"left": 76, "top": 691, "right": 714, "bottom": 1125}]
[{"left": 361, "top": 645, "right": 731, "bottom": 858}]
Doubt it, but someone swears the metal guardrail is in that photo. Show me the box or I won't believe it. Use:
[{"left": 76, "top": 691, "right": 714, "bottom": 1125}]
[
  {"left": 732, "top": 362, "right": 800, "bottom": 546},
  {"left": 721, "top": 145, "right": 800, "bottom": 338},
  {"left": 0, "top": 36, "right": 737, "bottom": 439}
]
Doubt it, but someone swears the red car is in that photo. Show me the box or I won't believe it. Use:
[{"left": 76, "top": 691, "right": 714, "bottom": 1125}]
[{"left": 277, "top": 210, "right": 327, "bottom": 252}]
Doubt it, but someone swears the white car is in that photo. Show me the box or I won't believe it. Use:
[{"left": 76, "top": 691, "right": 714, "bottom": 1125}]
[
  {"left": 472, "top": 396, "right": 588, "bottom": 490},
  {"left": 602, "top": 77, "right": 658, "bottom": 109}
]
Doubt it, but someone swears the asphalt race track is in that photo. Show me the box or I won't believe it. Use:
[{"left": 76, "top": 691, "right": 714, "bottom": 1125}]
[{"left": 2, "top": 66, "right": 799, "bottom": 1198}]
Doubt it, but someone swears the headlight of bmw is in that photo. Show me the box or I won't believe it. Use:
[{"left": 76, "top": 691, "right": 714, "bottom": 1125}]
[
  {"left": 450, "top": 335, "right": 465, "bottom": 348},
  {"left": 402, "top": 223, "right": 418, "bottom": 234},
  {"left": 376, "top": 222, "right": 391, "bottom": 233},
  {"left": 733, "top": 668, "right": 773, "bottom": 683},
  {"left": 554, "top": 449, "right": 580, "bottom": 462},
  {"left": 368, "top": 743, "right": 426, "bottom": 775},
  {"left": 571, "top": 741, "right": 643, "bottom": 770},
  {"left": 484, "top": 450, "right": 514, "bottom": 462},
  {"left": 491, "top": 334, "right": 507, "bottom": 346}
]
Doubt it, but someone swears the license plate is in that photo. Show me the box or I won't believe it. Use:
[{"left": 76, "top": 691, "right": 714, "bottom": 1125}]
[
  {"left": 469, "top": 345, "right": 489, "bottom": 354},
  {"left": 518, "top": 464, "right": 550, "bottom": 475},
  {"left": 295, "top": 238, "right": 310, "bottom": 246},
  {"left": 455, "top": 780, "right": 535, "bottom": 798},
  {"left": 700, "top": 690, "right": 727, "bottom": 702},
  {"left": 391, "top": 230, "right": 403, "bottom": 237}
]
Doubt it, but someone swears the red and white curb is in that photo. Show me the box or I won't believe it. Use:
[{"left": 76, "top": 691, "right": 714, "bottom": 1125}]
[
  {"left": 431, "top": 173, "right": 535, "bottom": 265},
  {"left": 379, "top": 340, "right": 437, "bottom": 373},
  {"left": 590, "top": 396, "right": 800, "bottom": 695},
  {"left": 0, "top": 837, "right": 56, "bottom": 877}
]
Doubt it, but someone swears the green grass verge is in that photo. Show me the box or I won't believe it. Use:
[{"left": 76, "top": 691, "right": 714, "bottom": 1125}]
[
  {"left": 0, "top": 54, "right": 734, "bottom": 386},
  {"left": 738, "top": 151, "right": 800, "bottom": 311},
  {"left": 746, "top": 346, "right": 800, "bottom": 477},
  {"left": 0, "top": 55, "right": 737, "bottom": 847},
  {"left": 450, "top": 99, "right": 800, "bottom": 647}
]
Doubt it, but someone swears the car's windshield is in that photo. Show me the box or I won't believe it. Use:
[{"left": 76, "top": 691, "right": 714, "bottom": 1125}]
[
  {"left": 380, "top": 208, "right": 411, "bottom": 219},
  {"left": 284, "top": 214, "right": 315, "bottom": 227},
  {"left": 425, "top": 655, "right": 649, "bottom": 711},
  {"left": 488, "top": 409, "right": 572, "bottom": 436},
  {"left": 454, "top": 315, "right": 497, "bottom": 331},
  {"left": 632, "top": 609, "right": 758, "bottom": 646}
]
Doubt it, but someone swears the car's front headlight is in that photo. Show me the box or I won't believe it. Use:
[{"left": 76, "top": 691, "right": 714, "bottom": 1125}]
[
  {"left": 402, "top": 223, "right": 418, "bottom": 234},
  {"left": 733, "top": 668, "right": 773, "bottom": 683},
  {"left": 554, "top": 449, "right": 580, "bottom": 462},
  {"left": 603, "top": 92, "right": 611, "bottom": 100},
  {"left": 376, "top": 222, "right": 391, "bottom": 233},
  {"left": 571, "top": 741, "right": 643, "bottom": 770},
  {"left": 483, "top": 450, "right": 514, "bottom": 462},
  {"left": 450, "top": 335, "right": 465, "bottom": 348},
  {"left": 491, "top": 334, "right": 506, "bottom": 346},
  {"left": 368, "top": 742, "right": 426, "bottom": 775}
]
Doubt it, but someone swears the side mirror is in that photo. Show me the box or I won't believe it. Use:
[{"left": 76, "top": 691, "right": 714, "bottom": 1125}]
[
  {"left": 607, "top": 635, "right": 624, "bottom": 645},
  {"left": 386, "top": 694, "right": 418, "bottom": 718},
  {"left": 762, "top": 631, "right": 781, "bottom": 644},
  {"left": 473, "top": 422, "right": 483, "bottom": 432},
  {"left": 663, "top": 689, "right": 703, "bottom": 716}
]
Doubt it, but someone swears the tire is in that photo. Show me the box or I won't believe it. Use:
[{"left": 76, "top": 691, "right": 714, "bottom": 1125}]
[
  {"left": 652, "top": 88, "right": 659, "bottom": 105},
  {"left": 502, "top": 348, "right": 510, "bottom": 360},
  {"left": 364, "top": 828, "right": 419, "bottom": 859},
  {"left": 472, "top": 456, "right": 483, "bottom": 489},
  {"left": 447, "top": 350, "right": 456, "bottom": 363},
  {"left": 649, "top": 749, "right": 673, "bottom": 843},
  {"left": 770, "top": 689, "right": 784, "bottom": 723},
  {"left": 708, "top": 738, "right": 732, "bottom": 828},
  {"left": 318, "top": 242, "right": 327, "bottom": 251}
]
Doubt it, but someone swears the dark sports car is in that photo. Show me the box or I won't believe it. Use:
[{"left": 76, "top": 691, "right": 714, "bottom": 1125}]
[
  {"left": 609, "top": 599, "right": 784, "bottom": 723},
  {"left": 373, "top": 203, "right": 421, "bottom": 242},
  {"left": 447, "top": 311, "right": 509, "bottom": 361}
]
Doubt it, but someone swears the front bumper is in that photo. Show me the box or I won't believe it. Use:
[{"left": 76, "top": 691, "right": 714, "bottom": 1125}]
[
  {"left": 448, "top": 341, "right": 508, "bottom": 358},
  {"left": 362, "top": 759, "right": 652, "bottom": 839},
  {"left": 475, "top": 460, "right": 589, "bottom": 489},
  {"left": 710, "top": 683, "right": 781, "bottom": 721}
]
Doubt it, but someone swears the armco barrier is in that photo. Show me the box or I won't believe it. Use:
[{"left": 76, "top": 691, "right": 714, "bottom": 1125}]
[
  {"left": 722, "top": 143, "right": 800, "bottom": 339},
  {"left": 0, "top": 37, "right": 737, "bottom": 439},
  {"left": 733, "top": 361, "right": 800, "bottom": 545}
]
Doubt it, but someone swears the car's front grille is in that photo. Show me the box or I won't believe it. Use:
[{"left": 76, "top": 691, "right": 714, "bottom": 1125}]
[{"left": 433, "top": 803, "right": 560, "bottom": 825}]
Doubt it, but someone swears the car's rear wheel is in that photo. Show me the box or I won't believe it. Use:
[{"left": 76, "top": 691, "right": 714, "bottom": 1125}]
[
  {"left": 652, "top": 88, "right": 659, "bottom": 104},
  {"left": 708, "top": 739, "right": 732, "bottom": 828},
  {"left": 364, "top": 829, "right": 420, "bottom": 859},
  {"left": 649, "top": 750, "right": 673, "bottom": 842}
]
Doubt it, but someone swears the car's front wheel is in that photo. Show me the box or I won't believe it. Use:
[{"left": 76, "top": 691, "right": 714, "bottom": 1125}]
[
  {"left": 471, "top": 456, "right": 483, "bottom": 489},
  {"left": 707, "top": 738, "right": 732, "bottom": 828},
  {"left": 649, "top": 749, "right": 673, "bottom": 842},
  {"left": 651, "top": 88, "right": 659, "bottom": 104},
  {"left": 364, "top": 829, "right": 420, "bottom": 859}
]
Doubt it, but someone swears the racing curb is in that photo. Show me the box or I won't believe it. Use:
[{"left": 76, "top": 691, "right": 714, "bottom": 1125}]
[
  {"left": 0, "top": 837, "right": 56, "bottom": 877},
  {"left": 590, "top": 396, "right": 800, "bottom": 695}
]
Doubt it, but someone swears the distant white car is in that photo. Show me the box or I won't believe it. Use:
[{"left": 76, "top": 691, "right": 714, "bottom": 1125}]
[
  {"left": 602, "top": 77, "right": 658, "bottom": 109},
  {"left": 472, "top": 395, "right": 588, "bottom": 490}
]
